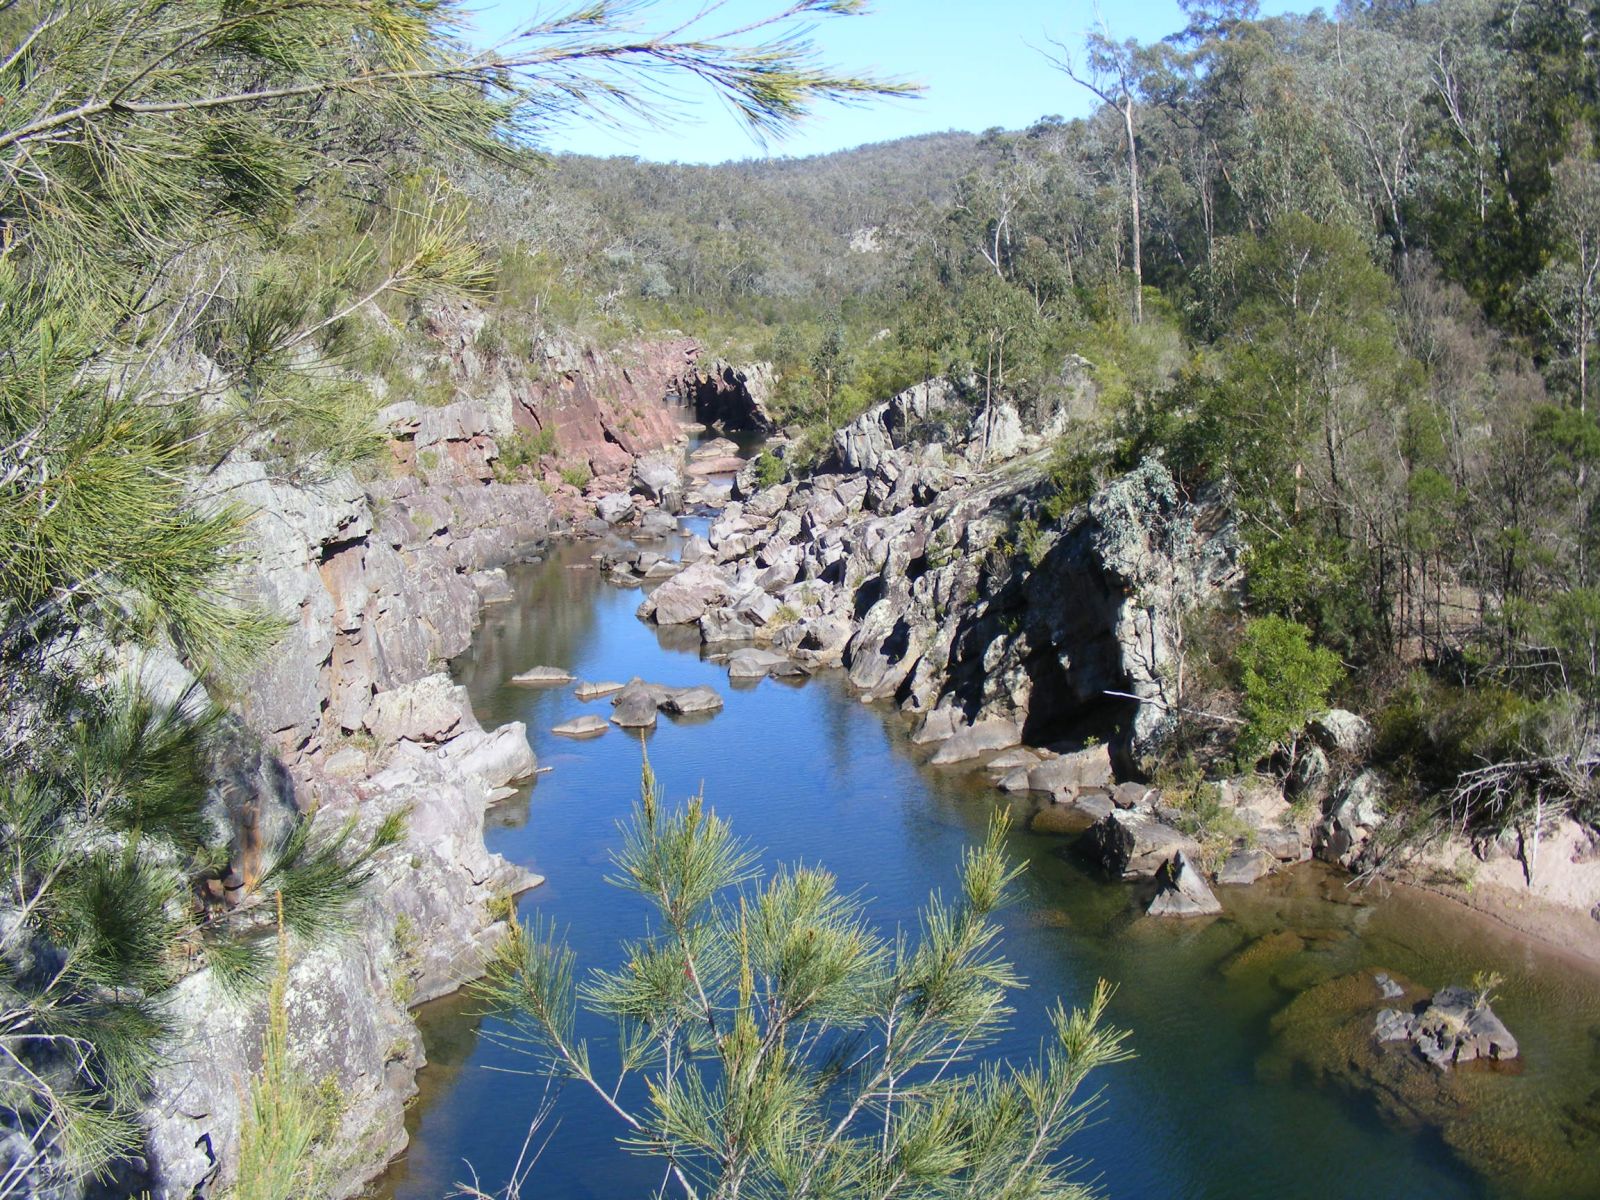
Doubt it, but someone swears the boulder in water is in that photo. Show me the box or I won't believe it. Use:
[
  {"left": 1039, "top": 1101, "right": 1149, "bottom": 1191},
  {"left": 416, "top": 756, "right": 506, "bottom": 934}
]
[
  {"left": 509, "top": 666, "right": 574, "bottom": 687},
  {"left": 552, "top": 715, "right": 608, "bottom": 738},
  {"left": 1147, "top": 851, "right": 1222, "bottom": 917}
]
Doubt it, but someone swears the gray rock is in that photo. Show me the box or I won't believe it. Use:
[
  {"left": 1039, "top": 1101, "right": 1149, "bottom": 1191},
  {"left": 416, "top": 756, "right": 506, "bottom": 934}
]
[
  {"left": 639, "top": 509, "right": 679, "bottom": 539},
  {"left": 700, "top": 606, "right": 757, "bottom": 646},
  {"left": 1258, "top": 824, "right": 1309, "bottom": 862},
  {"left": 1215, "top": 848, "right": 1276, "bottom": 886},
  {"left": 1113, "top": 781, "right": 1157, "bottom": 810},
  {"left": 509, "top": 666, "right": 575, "bottom": 686},
  {"left": 365, "top": 675, "right": 473, "bottom": 746},
  {"left": 928, "top": 718, "right": 1022, "bottom": 765},
  {"left": 1374, "top": 1008, "right": 1416, "bottom": 1042},
  {"left": 1333, "top": 770, "right": 1386, "bottom": 830},
  {"left": 984, "top": 747, "right": 1044, "bottom": 777},
  {"left": 1420, "top": 985, "right": 1519, "bottom": 1066},
  {"left": 1375, "top": 971, "right": 1405, "bottom": 1001},
  {"left": 471, "top": 568, "right": 515, "bottom": 605},
  {"left": 436, "top": 724, "right": 537, "bottom": 788},
  {"left": 1025, "top": 745, "right": 1113, "bottom": 795},
  {"left": 610, "top": 689, "right": 659, "bottom": 729},
  {"left": 1082, "top": 810, "right": 1201, "bottom": 880},
  {"left": 911, "top": 707, "right": 962, "bottom": 745},
  {"left": 596, "top": 492, "right": 634, "bottom": 524},
  {"left": 679, "top": 534, "right": 713, "bottom": 565},
  {"left": 1147, "top": 851, "right": 1222, "bottom": 917},
  {"left": 633, "top": 454, "right": 684, "bottom": 512},
  {"left": 552, "top": 715, "right": 609, "bottom": 738},
  {"left": 735, "top": 589, "right": 782, "bottom": 626},
  {"left": 727, "top": 648, "right": 790, "bottom": 680},
  {"left": 648, "top": 560, "right": 731, "bottom": 625},
  {"left": 575, "top": 680, "right": 625, "bottom": 700},
  {"left": 1311, "top": 708, "right": 1373, "bottom": 755},
  {"left": 1072, "top": 791, "right": 1116, "bottom": 821},
  {"left": 662, "top": 685, "right": 724, "bottom": 715}
]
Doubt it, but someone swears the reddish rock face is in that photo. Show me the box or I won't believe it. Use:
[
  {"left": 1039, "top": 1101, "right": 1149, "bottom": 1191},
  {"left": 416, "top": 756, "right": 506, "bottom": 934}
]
[{"left": 515, "top": 338, "right": 696, "bottom": 471}]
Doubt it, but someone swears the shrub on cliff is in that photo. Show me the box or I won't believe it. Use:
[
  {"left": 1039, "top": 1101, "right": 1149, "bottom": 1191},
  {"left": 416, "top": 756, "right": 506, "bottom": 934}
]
[
  {"left": 1235, "top": 616, "right": 1345, "bottom": 769},
  {"left": 477, "top": 758, "right": 1130, "bottom": 1200}
]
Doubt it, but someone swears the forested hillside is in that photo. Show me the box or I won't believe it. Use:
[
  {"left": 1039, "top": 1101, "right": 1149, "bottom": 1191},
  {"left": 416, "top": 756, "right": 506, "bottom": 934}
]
[{"left": 489, "top": 0, "right": 1600, "bottom": 868}]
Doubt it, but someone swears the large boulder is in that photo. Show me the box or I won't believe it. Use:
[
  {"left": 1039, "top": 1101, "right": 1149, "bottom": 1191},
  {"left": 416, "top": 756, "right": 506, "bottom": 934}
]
[
  {"left": 1081, "top": 810, "right": 1200, "bottom": 879},
  {"left": 610, "top": 688, "right": 659, "bottom": 729},
  {"left": 435, "top": 724, "right": 536, "bottom": 788},
  {"left": 663, "top": 685, "right": 724, "bottom": 715},
  {"left": 1147, "top": 851, "right": 1222, "bottom": 917},
  {"left": 646, "top": 559, "right": 732, "bottom": 625},
  {"left": 633, "top": 453, "right": 685, "bottom": 512},
  {"left": 364, "top": 675, "right": 474, "bottom": 746},
  {"left": 927, "top": 718, "right": 1022, "bottom": 765},
  {"left": 596, "top": 493, "right": 634, "bottom": 524},
  {"left": 1312, "top": 708, "right": 1373, "bottom": 755},
  {"left": 1025, "top": 745, "right": 1114, "bottom": 797}
]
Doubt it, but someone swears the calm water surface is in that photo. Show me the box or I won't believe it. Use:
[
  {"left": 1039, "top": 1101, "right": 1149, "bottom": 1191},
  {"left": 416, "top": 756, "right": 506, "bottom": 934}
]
[{"left": 374, "top": 522, "right": 1600, "bottom": 1200}]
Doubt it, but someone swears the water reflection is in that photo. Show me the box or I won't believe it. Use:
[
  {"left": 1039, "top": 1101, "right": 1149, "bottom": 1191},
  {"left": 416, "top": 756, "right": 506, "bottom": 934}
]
[{"left": 373, "top": 534, "right": 1600, "bottom": 1200}]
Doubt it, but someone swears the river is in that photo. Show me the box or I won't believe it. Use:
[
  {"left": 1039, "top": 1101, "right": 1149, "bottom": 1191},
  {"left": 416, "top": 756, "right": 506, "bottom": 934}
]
[{"left": 373, "top": 509, "right": 1600, "bottom": 1200}]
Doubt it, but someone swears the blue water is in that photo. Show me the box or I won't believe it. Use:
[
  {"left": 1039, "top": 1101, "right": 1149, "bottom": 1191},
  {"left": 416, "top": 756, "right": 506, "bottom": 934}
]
[{"left": 374, "top": 528, "right": 1600, "bottom": 1200}]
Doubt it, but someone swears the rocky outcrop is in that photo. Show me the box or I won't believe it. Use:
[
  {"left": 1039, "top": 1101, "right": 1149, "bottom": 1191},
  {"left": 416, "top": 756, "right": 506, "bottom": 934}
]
[
  {"left": 142, "top": 400, "right": 559, "bottom": 1199},
  {"left": 1374, "top": 983, "right": 1519, "bottom": 1069},
  {"left": 677, "top": 360, "right": 777, "bottom": 433},
  {"left": 142, "top": 738, "right": 539, "bottom": 1200},
  {"left": 639, "top": 375, "right": 1240, "bottom": 770},
  {"left": 201, "top": 402, "right": 552, "bottom": 779}
]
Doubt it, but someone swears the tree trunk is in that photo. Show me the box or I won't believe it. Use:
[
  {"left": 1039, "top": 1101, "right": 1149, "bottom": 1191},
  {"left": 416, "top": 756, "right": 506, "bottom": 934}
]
[{"left": 1123, "top": 100, "right": 1143, "bottom": 325}]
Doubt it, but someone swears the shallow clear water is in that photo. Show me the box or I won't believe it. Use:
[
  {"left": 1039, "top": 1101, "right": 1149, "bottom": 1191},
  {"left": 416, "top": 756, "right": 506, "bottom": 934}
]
[{"left": 373, "top": 527, "right": 1600, "bottom": 1200}]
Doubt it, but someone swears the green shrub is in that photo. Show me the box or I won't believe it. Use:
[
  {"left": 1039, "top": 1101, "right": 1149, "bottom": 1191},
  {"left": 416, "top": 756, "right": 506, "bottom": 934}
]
[
  {"left": 559, "top": 463, "right": 592, "bottom": 489},
  {"left": 495, "top": 426, "right": 557, "bottom": 480},
  {"left": 753, "top": 449, "right": 786, "bottom": 489},
  {"left": 1235, "top": 616, "right": 1344, "bottom": 767}
]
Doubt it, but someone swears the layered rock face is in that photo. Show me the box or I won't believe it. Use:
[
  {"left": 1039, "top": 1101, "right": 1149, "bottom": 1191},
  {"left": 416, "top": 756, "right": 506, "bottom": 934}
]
[
  {"left": 416, "top": 303, "right": 774, "bottom": 479},
  {"left": 640, "top": 376, "right": 1241, "bottom": 766},
  {"left": 137, "top": 401, "right": 555, "bottom": 1199},
  {"left": 201, "top": 401, "right": 550, "bottom": 779}
]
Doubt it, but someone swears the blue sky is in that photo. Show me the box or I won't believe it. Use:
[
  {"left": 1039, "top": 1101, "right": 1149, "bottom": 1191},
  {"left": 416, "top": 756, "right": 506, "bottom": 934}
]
[{"left": 469, "top": 1, "right": 1316, "bottom": 164}]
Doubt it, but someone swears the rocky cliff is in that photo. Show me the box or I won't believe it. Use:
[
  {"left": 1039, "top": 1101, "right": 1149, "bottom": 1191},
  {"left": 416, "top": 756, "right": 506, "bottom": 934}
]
[
  {"left": 637, "top": 376, "right": 1241, "bottom": 767},
  {"left": 417, "top": 304, "right": 774, "bottom": 482},
  {"left": 126, "top": 340, "right": 724, "bottom": 1199}
]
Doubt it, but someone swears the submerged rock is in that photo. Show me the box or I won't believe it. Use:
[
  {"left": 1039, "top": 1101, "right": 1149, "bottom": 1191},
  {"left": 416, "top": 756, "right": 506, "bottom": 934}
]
[
  {"left": 552, "top": 715, "right": 609, "bottom": 738},
  {"left": 1261, "top": 969, "right": 1554, "bottom": 1190},
  {"left": 509, "top": 666, "right": 575, "bottom": 686},
  {"left": 1216, "top": 848, "right": 1277, "bottom": 886}
]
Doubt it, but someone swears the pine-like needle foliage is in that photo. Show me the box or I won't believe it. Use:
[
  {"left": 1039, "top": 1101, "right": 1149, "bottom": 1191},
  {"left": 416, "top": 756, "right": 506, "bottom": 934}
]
[
  {"left": 478, "top": 757, "right": 1131, "bottom": 1200},
  {"left": 0, "top": 1, "right": 910, "bottom": 1190},
  {"left": 0, "top": 681, "right": 407, "bottom": 1191}
]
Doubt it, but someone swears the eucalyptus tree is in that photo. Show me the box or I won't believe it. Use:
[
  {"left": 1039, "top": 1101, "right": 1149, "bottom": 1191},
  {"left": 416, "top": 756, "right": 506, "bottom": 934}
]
[
  {"left": 479, "top": 760, "right": 1130, "bottom": 1200},
  {"left": 1046, "top": 18, "right": 1152, "bottom": 323}
]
